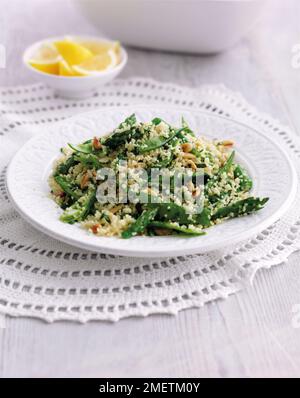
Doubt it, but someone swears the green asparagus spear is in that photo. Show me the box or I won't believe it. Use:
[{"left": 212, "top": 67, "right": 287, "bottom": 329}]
[
  {"left": 81, "top": 189, "right": 97, "bottom": 220},
  {"left": 54, "top": 175, "right": 81, "bottom": 200}
]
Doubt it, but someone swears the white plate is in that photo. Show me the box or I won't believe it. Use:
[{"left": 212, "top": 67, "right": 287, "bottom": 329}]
[{"left": 6, "top": 106, "right": 297, "bottom": 257}]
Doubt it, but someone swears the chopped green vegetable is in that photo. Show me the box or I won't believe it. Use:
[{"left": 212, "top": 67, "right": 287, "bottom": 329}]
[
  {"left": 138, "top": 127, "right": 186, "bottom": 154},
  {"left": 122, "top": 208, "right": 158, "bottom": 238},
  {"left": 74, "top": 153, "right": 102, "bottom": 169},
  {"left": 149, "top": 221, "right": 205, "bottom": 236},
  {"left": 152, "top": 117, "right": 162, "bottom": 125},
  {"left": 104, "top": 114, "right": 142, "bottom": 149},
  {"left": 212, "top": 197, "right": 269, "bottom": 221},
  {"left": 234, "top": 164, "right": 253, "bottom": 192},
  {"left": 193, "top": 208, "right": 211, "bottom": 227},
  {"left": 60, "top": 188, "right": 97, "bottom": 224},
  {"left": 54, "top": 175, "right": 81, "bottom": 200},
  {"left": 81, "top": 189, "right": 97, "bottom": 220},
  {"left": 55, "top": 155, "right": 77, "bottom": 175},
  {"left": 149, "top": 203, "right": 189, "bottom": 224},
  {"left": 60, "top": 202, "right": 83, "bottom": 224}
]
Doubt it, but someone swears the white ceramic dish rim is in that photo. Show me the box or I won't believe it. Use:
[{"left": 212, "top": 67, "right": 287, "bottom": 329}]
[
  {"left": 6, "top": 105, "right": 298, "bottom": 257},
  {"left": 23, "top": 35, "right": 128, "bottom": 79}
]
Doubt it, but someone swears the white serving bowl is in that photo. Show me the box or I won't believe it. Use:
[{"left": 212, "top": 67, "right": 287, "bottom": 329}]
[
  {"left": 74, "top": 0, "right": 268, "bottom": 54},
  {"left": 23, "top": 36, "right": 128, "bottom": 99}
]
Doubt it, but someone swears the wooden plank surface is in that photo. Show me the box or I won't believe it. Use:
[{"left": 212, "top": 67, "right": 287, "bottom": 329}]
[{"left": 1, "top": 0, "right": 300, "bottom": 378}]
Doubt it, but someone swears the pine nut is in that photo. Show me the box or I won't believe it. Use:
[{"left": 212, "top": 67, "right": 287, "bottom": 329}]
[
  {"left": 192, "top": 187, "right": 201, "bottom": 197},
  {"left": 181, "top": 142, "right": 193, "bottom": 153},
  {"left": 220, "top": 140, "right": 234, "bottom": 147},
  {"left": 187, "top": 181, "right": 194, "bottom": 192},
  {"left": 186, "top": 159, "right": 197, "bottom": 171},
  {"left": 91, "top": 224, "right": 100, "bottom": 234},
  {"left": 92, "top": 137, "right": 102, "bottom": 150},
  {"left": 182, "top": 152, "right": 196, "bottom": 160},
  {"left": 80, "top": 173, "right": 90, "bottom": 189}
]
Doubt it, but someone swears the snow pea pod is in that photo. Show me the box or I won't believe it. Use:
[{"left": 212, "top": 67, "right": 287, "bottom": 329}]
[
  {"left": 122, "top": 208, "right": 158, "bottom": 239},
  {"left": 149, "top": 221, "right": 205, "bottom": 236},
  {"left": 212, "top": 197, "right": 269, "bottom": 221}
]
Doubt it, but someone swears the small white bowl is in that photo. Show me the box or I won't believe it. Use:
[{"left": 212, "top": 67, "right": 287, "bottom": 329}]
[{"left": 23, "top": 36, "right": 128, "bottom": 99}]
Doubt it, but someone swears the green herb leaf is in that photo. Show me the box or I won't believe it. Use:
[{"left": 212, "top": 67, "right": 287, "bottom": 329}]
[
  {"left": 68, "top": 142, "right": 94, "bottom": 154},
  {"left": 104, "top": 114, "right": 141, "bottom": 149},
  {"left": 219, "top": 151, "right": 235, "bottom": 174},
  {"left": 139, "top": 127, "right": 186, "bottom": 154},
  {"left": 152, "top": 117, "right": 162, "bottom": 125}
]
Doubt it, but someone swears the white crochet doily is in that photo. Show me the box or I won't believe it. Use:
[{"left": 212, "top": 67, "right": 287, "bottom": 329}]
[{"left": 0, "top": 78, "right": 300, "bottom": 322}]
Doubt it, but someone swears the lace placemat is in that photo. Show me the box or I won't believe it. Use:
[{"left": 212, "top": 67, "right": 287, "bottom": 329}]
[{"left": 0, "top": 78, "right": 299, "bottom": 322}]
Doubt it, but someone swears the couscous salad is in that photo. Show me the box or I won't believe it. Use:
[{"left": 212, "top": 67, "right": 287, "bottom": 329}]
[{"left": 49, "top": 114, "right": 268, "bottom": 238}]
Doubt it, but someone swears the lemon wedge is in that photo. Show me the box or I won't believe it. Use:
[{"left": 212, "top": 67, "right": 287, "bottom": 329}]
[
  {"left": 28, "top": 43, "right": 61, "bottom": 75},
  {"left": 72, "top": 50, "right": 118, "bottom": 76},
  {"left": 28, "top": 38, "right": 122, "bottom": 76},
  {"left": 58, "top": 59, "right": 81, "bottom": 76},
  {"left": 73, "top": 39, "right": 121, "bottom": 64},
  {"left": 79, "top": 40, "right": 120, "bottom": 55},
  {"left": 54, "top": 40, "right": 93, "bottom": 66}
]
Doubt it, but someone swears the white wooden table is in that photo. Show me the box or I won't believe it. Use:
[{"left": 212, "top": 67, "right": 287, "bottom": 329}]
[{"left": 1, "top": 0, "right": 300, "bottom": 378}]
